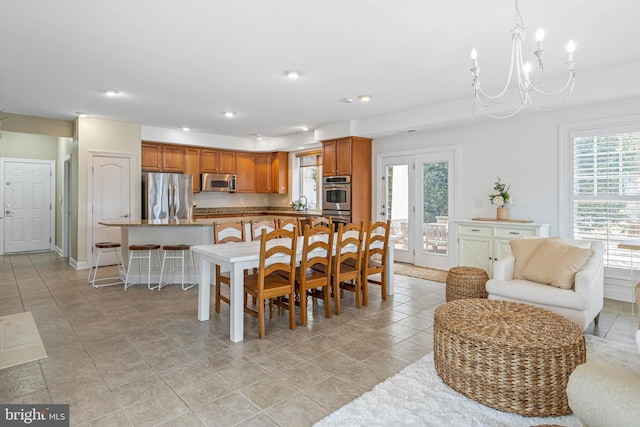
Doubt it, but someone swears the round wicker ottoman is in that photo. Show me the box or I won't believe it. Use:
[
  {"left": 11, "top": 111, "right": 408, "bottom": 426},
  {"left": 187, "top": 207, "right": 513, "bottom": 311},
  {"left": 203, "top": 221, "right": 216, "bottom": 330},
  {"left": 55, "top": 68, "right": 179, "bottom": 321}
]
[
  {"left": 445, "top": 266, "right": 489, "bottom": 301},
  {"left": 434, "top": 299, "right": 586, "bottom": 416}
]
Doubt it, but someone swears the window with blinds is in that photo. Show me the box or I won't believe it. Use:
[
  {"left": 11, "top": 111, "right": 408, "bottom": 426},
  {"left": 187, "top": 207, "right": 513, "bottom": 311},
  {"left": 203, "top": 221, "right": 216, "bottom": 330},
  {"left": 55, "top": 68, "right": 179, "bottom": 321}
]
[{"left": 571, "top": 127, "right": 640, "bottom": 269}]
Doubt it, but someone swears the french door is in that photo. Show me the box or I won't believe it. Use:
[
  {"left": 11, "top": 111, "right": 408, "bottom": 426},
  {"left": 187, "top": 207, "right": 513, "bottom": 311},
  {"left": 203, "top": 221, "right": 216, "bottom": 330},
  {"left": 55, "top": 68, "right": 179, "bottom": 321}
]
[
  {"left": 379, "top": 149, "right": 456, "bottom": 270},
  {"left": 381, "top": 156, "right": 415, "bottom": 264},
  {"left": 414, "top": 151, "right": 455, "bottom": 270}
]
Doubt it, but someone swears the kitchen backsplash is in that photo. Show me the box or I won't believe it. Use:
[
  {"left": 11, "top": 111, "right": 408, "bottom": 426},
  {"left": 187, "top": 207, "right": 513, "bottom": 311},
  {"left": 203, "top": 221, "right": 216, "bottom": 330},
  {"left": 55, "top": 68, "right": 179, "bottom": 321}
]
[{"left": 194, "top": 192, "right": 290, "bottom": 208}]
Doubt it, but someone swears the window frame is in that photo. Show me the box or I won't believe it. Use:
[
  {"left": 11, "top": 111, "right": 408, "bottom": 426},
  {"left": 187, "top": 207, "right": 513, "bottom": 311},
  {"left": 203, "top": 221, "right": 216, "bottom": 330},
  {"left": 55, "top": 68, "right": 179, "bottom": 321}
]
[
  {"left": 559, "top": 114, "right": 640, "bottom": 274},
  {"left": 296, "top": 150, "right": 322, "bottom": 210}
]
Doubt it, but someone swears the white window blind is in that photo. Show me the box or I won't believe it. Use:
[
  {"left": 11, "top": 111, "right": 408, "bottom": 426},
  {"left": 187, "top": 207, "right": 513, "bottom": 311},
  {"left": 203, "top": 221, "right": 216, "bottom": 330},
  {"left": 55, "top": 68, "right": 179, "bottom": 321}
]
[{"left": 571, "top": 127, "right": 640, "bottom": 269}]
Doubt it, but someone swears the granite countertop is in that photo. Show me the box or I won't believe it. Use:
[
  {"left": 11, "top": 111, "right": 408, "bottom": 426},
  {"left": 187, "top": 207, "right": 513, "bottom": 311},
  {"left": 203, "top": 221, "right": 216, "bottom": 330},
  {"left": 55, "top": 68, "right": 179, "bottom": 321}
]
[
  {"left": 99, "top": 219, "right": 214, "bottom": 227},
  {"left": 193, "top": 207, "right": 323, "bottom": 217}
]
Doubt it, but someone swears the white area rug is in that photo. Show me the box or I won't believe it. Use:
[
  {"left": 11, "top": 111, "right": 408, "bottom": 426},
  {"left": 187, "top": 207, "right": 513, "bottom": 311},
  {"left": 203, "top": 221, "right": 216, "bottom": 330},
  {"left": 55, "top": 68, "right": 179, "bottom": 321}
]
[
  {"left": 0, "top": 312, "right": 47, "bottom": 370},
  {"left": 316, "top": 335, "right": 640, "bottom": 427}
]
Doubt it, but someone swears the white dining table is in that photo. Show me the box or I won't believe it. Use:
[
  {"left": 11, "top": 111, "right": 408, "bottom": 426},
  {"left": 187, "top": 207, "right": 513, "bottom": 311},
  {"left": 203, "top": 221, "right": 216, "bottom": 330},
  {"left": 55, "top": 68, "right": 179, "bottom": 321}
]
[{"left": 191, "top": 234, "right": 396, "bottom": 342}]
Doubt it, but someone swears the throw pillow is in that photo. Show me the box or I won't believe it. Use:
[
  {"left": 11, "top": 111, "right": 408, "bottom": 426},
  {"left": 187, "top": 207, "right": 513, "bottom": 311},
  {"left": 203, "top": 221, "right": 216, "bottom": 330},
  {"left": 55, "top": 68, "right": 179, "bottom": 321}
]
[
  {"left": 510, "top": 237, "right": 561, "bottom": 279},
  {"left": 521, "top": 239, "right": 594, "bottom": 289}
]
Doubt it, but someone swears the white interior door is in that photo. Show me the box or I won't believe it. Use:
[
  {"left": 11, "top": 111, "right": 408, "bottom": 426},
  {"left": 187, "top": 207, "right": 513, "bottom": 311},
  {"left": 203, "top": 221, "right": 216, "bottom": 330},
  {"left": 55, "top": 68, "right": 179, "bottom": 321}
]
[
  {"left": 90, "top": 155, "right": 131, "bottom": 266},
  {"left": 380, "top": 156, "right": 415, "bottom": 264},
  {"left": 4, "top": 161, "right": 53, "bottom": 253}
]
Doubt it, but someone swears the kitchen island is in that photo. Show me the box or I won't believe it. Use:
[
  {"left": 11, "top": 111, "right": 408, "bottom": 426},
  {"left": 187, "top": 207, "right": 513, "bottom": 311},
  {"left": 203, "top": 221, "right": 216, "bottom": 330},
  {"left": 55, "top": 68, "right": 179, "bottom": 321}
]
[{"left": 98, "top": 219, "right": 214, "bottom": 284}]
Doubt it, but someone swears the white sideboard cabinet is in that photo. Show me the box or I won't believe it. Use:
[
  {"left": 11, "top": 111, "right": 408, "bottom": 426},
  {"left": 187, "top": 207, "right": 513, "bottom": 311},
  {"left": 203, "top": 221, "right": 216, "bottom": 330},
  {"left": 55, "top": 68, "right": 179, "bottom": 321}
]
[{"left": 455, "top": 220, "right": 551, "bottom": 278}]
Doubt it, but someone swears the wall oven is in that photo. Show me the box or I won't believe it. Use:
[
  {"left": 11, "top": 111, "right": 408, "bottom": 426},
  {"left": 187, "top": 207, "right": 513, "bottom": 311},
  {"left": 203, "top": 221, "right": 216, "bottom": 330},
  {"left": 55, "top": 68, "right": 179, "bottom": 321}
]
[
  {"left": 322, "top": 176, "right": 351, "bottom": 211},
  {"left": 322, "top": 175, "right": 351, "bottom": 224}
]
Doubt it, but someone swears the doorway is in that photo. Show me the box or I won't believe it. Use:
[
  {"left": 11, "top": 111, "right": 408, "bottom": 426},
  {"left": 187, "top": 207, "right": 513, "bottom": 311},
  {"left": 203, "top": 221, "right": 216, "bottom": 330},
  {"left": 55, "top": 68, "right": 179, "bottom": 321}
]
[
  {"left": 2, "top": 159, "right": 55, "bottom": 254},
  {"left": 87, "top": 153, "right": 134, "bottom": 267},
  {"left": 378, "top": 148, "right": 457, "bottom": 271},
  {"left": 381, "top": 156, "right": 415, "bottom": 264}
]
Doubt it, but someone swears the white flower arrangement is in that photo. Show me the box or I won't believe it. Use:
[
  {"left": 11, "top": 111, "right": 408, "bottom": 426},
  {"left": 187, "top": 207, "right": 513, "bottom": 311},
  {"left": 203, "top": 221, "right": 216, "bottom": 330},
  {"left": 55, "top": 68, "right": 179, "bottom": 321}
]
[{"left": 489, "top": 177, "right": 513, "bottom": 208}]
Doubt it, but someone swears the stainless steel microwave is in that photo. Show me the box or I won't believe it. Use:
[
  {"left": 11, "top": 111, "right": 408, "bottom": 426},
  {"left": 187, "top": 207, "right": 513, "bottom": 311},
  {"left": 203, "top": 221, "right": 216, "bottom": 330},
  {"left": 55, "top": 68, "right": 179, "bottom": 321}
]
[{"left": 201, "top": 173, "right": 237, "bottom": 192}]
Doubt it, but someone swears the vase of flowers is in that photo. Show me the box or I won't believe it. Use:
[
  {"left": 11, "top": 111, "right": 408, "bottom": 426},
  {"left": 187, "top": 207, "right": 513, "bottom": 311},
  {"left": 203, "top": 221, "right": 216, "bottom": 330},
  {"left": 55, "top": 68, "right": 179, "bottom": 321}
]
[{"left": 489, "top": 177, "right": 513, "bottom": 220}]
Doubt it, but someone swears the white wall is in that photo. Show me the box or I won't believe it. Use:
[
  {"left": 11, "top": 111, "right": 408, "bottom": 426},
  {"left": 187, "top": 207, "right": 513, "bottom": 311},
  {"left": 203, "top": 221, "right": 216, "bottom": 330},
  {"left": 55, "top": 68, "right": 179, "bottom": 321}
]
[{"left": 373, "top": 96, "right": 640, "bottom": 237}]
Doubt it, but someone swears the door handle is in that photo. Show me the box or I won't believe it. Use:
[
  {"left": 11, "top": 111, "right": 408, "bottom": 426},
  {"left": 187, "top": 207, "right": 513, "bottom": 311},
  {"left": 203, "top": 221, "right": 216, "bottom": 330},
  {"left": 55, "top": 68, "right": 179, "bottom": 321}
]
[{"left": 121, "top": 213, "right": 129, "bottom": 218}]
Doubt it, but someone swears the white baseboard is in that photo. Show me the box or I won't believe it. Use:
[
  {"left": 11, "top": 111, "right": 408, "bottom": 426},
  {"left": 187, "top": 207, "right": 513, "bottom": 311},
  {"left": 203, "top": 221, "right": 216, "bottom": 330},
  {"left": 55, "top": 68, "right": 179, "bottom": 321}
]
[
  {"left": 54, "top": 245, "right": 63, "bottom": 257},
  {"left": 69, "top": 257, "right": 90, "bottom": 270}
]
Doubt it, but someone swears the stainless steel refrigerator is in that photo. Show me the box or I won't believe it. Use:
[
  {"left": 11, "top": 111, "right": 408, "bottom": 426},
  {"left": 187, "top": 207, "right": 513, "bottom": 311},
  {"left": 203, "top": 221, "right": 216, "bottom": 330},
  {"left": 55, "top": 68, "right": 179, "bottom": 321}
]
[{"left": 142, "top": 173, "right": 194, "bottom": 220}]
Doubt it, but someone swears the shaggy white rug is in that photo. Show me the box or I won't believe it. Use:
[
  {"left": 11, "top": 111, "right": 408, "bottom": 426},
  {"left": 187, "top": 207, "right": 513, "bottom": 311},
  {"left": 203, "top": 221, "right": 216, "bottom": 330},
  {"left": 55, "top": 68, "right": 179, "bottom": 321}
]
[{"left": 316, "top": 335, "right": 640, "bottom": 427}]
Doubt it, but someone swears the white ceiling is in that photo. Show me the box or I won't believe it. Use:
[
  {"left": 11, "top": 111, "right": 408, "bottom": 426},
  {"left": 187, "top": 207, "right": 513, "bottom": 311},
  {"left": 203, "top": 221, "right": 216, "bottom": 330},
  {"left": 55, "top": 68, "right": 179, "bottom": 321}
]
[{"left": 2, "top": 0, "right": 640, "bottom": 139}]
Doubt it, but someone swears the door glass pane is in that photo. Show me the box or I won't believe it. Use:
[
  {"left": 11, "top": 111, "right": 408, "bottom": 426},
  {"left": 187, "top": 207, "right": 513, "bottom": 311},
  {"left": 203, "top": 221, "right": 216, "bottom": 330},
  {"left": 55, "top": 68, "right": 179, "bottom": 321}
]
[
  {"left": 386, "top": 164, "right": 409, "bottom": 251},
  {"left": 423, "top": 161, "right": 449, "bottom": 255}
]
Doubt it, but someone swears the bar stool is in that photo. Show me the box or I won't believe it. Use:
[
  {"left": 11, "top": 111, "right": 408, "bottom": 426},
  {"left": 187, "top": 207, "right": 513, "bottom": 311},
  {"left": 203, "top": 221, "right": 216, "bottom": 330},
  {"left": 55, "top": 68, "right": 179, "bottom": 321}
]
[
  {"left": 124, "top": 244, "right": 162, "bottom": 291},
  {"left": 158, "top": 244, "right": 197, "bottom": 291},
  {"left": 88, "top": 242, "right": 126, "bottom": 288}
]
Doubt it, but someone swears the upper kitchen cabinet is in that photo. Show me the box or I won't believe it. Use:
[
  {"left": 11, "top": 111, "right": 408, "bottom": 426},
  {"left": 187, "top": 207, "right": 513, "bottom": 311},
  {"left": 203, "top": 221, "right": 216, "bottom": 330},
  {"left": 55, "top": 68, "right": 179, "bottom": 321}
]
[
  {"left": 256, "top": 153, "right": 272, "bottom": 193},
  {"left": 236, "top": 153, "right": 256, "bottom": 193},
  {"left": 201, "top": 149, "right": 236, "bottom": 174},
  {"left": 271, "top": 151, "right": 289, "bottom": 194},
  {"left": 141, "top": 141, "right": 162, "bottom": 172},
  {"left": 322, "top": 136, "right": 372, "bottom": 177},
  {"left": 184, "top": 147, "right": 201, "bottom": 193},
  {"left": 322, "top": 137, "right": 362, "bottom": 176},
  {"left": 162, "top": 145, "right": 184, "bottom": 172},
  {"left": 141, "top": 141, "right": 184, "bottom": 173}
]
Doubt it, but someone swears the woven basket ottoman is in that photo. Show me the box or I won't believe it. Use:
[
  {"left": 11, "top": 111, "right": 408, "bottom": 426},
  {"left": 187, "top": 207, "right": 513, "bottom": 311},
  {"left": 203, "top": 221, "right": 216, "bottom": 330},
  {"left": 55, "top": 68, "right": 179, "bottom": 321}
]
[
  {"left": 445, "top": 266, "right": 489, "bottom": 301},
  {"left": 434, "top": 299, "right": 586, "bottom": 416}
]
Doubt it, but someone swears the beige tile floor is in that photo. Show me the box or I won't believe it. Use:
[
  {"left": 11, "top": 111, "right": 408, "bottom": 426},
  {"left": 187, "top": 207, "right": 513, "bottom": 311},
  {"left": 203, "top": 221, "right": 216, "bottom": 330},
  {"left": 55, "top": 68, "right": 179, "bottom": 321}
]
[{"left": 0, "top": 252, "right": 637, "bottom": 426}]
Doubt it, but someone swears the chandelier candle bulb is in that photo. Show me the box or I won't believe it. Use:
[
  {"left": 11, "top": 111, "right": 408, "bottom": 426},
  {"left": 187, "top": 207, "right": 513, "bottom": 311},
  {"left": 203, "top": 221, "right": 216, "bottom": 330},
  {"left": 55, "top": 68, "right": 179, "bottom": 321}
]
[
  {"left": 567, "top": 40, "right": 576, "bottom": 61},
  {"left": 535, "top": 28, "right": 544, "bottom": 51},
  {"left": 470, "top": 48, "right": 478, "bottom": 66}
]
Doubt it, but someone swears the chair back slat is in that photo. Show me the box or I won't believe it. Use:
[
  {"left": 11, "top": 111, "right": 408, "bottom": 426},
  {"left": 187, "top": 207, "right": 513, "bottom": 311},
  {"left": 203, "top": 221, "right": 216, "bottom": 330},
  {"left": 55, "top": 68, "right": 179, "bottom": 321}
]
[
  {"left": 250, "top": 219, "right": 276, "bottom": 241},
  {"left": 213, "top": 221, "right": 245, "bottom": 244}
]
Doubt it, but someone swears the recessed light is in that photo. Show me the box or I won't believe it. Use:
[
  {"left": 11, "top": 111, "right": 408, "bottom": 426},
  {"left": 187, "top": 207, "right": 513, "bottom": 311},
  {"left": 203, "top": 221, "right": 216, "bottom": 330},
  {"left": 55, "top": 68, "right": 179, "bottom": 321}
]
[
  {"left": 300, "top": 126, "right": 309, "bottom": 132},
  {"left": 297, "top": 146, "right": 305, "bottom": 149},
  {"left": 359, "top": 95, "right": 372, "bottom": 102},
  {"left": 284, "top": 70, "right": 300, "bottom": 79},
  {"left": 342, "top": 98, "right": 354, "bottom": 103},
  {"left": 100, "top": 89, "right": 120, "bottom": 97},
  {"left": 223, "top": 111, "right": 235, "bottom": 118},
  {"left": 181, "top": 127, "right": 191, "bottom": 132},
  {"left": 76, "top": 112, "right": 89, "bottom": 117}
]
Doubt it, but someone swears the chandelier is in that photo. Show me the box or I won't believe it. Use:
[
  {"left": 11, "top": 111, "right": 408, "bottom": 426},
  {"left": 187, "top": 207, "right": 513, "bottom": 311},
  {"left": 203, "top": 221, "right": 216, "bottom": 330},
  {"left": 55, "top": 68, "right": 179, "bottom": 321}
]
[{"left": 470, "top": 0, "right": 576, "bottom": 119}]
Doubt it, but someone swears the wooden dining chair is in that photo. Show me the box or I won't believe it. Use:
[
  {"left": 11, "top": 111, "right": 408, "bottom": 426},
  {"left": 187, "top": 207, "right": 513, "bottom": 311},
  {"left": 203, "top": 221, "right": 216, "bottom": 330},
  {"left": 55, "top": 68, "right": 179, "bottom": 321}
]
[
  {"left": 361, "top": 220, "right": 391, "bottom": 306},
  {"left": 295, "top": 224, "right": 333, "bottom": 326},
  {"left": 212, "top": 221, "right": 247, "bottom": 313},
  {"left": 249, "top": 219, "right": 277, "bottom": 241},
  {"left": 277, "top": 217, "right": 301, "bottom": 233},
  {"left": 243, "top": 227, "right": 298, "bottom": 338},
  {"left": 333, "top": 222, "right": 364, "bottom": 315},
  {"left": 311, "top": 216, "right": 332, "bottom": 228}
]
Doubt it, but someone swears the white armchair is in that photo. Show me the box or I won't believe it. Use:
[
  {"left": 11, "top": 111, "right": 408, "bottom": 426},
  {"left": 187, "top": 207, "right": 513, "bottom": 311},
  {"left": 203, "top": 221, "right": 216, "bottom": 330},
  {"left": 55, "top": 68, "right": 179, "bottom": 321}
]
[{"left": 485, "top": 238, "right": 604, "bottom": 330}]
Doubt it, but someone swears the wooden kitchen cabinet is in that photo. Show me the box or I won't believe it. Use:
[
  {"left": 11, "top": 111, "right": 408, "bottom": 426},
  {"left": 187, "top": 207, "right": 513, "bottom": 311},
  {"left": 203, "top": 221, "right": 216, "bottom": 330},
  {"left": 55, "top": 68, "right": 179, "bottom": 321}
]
[
  {"left": 271, "top": 151, "right": 288, "bottom": 194},
  {"left": 321, "top": 136, "right": 372, "bottom": 223},
  {"left": 184, "top": 147, "right": 201, "bottom": 192},
  {"left": 162, "top": 145, "right": 184, "bottom": 172},
  {"left": 201, "top": 149, "right": 236, "bottom": 174},
  {"left": 141, "top": 142, "right": 162, "bottom": 171},
  {"left": 322, "top": 137, "right": 353, "bottom": 176},
  {"left": 256, "top": 153, "right": 272, "bottom": 193},
  {"left": 235, "top": 153, "right": 256, "bottom": 193}
]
